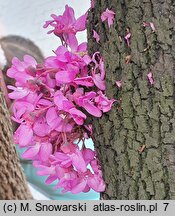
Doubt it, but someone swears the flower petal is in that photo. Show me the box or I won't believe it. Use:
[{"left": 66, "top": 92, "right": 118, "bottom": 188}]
[
  {"left": 56, "top": 70, "right": 77, "bottom": 83},
  {"left": 82, "top": 99, "right": 102, "bottom": 117},
  {"left": 71, "top": 179, "right": 87, "bottom": 194},
  {"left": 88, "top": 174, "right": 106, "bottom": 192},
  {"left": 18, "top": 125, "right": 33, "bottom": 147},
  {"left": 39, "top": 142, "right": 53, "bottom": 162},
  {"left": 69, "top": 107, "right": 86, "bottom": 125},
  {"left": 74, "top": 13, "right": 87, "bottom": 31},
  {"left": 22, "top": 143, "right": 40, "bottom": 159},
  {"left": 93, "top": 30, "right": 100, "bottom": 43}
]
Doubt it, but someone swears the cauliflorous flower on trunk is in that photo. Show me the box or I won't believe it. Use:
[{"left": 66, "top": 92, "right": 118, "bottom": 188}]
[
  {"left": 95, "top": 91, "right": 116, "bottom": 113},
  {"left": 91, "top": 52, "right": 106, "bottom": 90},
  {"left": 7, "top": 4, "right": 116, "bottom": 195},
  {"left": 147, "top": 71, "right": 154, "bottom": 85},
  {"left": 14, "top": 124, "right": 33, "bottom": 147},
  {"left": 8, "top": 86, "right": 30, "bottom": 99},
  {"left": 93, "top": 30, "right": 100, "bottom": 43},
  {"left": 43, "top": 5, "right": 87, "bottom": 45},
  {"left": 22, "top": 142, "right": 53, "bottom": 162},
  {"left": 143, "top": 22, "right": 155, "bottom": 32},
  {"left": 101, "top": 8, "right": 115, "bottom": 28},
  {"left": 75, "top": 91, "right": 102, "bottom": 117},
  {"left": 7, "top": 55, "right": 37, "bottom": 86},
  {"left": 116, "top": 80, "right": 122, "bottom": 88},
  {"left": 124, "top": 28, "right": 131, "bottom": 47}
]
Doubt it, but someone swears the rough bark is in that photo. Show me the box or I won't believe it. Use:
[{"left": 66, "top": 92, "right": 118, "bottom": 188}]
[
  {"left": 0, "top": 91, "right": 32, "bottom": 199},
  {"left": 88, "top": 0, "right": 175, "bottom": 199}
]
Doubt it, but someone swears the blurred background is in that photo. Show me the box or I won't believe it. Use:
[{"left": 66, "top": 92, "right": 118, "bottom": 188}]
[
  {"left": 0, "top": 0, "right": 99, "bottom": 200},
  {"left": 0, "top": 0, "right": 90, "bottom": 56}
]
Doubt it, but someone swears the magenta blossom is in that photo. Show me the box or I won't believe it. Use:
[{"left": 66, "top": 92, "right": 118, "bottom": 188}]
[
  {"left": 14, "top": 124, "right": 33, "bottom": 147},
  {"left": 124, "top": 28, "right": 131, "bottom": 47},
  {"left": 93, "top": 30, "right": 100, "bottom": 43},
  {"left": 7, "top": 55, "right": 37, "bottom": 86},
  {"left": 7, "top": 4, "right": 116, "bottom": 195},
  {"left": 147, "top": 72, "right": 154, "bottom": 85},
  {"left": 46, "top": 107, "right": 73, "bottom": 132},
  {"left": 75, "top": 91, "right": 102, "bottom": 117},
  {"left": 116, "top": 80, "right": 122, "bottom": 88},
  {"left": 22, "top": 142, "right": 53, "bottom": 162},
  {"left": 43, "top": 5, "right": 87, "bottom": 45},
  {"left": 101, "top": 8, "right": 115, "bottom": 28},
  {"left": 8, "top": 86, "right": 30, "bottom": 100},
  {"left": 68, "top": 108, "right": 86, "bottom": 125},
  {"left": 95, "top": 91, "right": 116, "bottom": 113},
  {"left": 74, "top": 76, "right": 94, "bottom": 87},
  {"left": 143, "top": 22, "right": 155, "bottom": 32},
  {"left": 91, "top": 52, "right": 106, "bottom": 90}
]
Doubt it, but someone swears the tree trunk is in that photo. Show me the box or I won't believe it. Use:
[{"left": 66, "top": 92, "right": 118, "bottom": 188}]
[
  {"left": 87, "top": 0, "right": 175, "bottom": 199},
  {"left": 0, "top": 91, "right": 32, "bottom": 199}
]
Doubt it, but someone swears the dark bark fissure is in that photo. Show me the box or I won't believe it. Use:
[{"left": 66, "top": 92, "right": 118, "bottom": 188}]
[
  {"left": 0, "top": 92, "right": 32, "bottom": 199},
  {"left": 88, "top": 0, "right": 175, "bottom": 199}
]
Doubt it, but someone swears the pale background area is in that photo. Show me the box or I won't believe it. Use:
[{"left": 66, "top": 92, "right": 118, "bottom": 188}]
[
  {"left": 0, "top": 0, "right": 97, "bottom": 200},
  {"left": 0, "top": 0, "right": 90, "bottom": 56}
]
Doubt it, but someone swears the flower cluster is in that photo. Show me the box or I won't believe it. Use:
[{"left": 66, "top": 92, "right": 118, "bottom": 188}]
[
  {"left": 43, "top": 5, "right": 87, "bottom": 47},
  {"left": 7, "top": 5, "right": 115, "bottom": 194}
]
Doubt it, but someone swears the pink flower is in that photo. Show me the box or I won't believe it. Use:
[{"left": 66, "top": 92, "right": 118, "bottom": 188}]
[
  {"left": 95, "top": 91, "right": 116, "bottom": 112},
  {"left": 87, "top": 174, "right": 106, "bottom": 192},
  {"left": 54, "top": 91, "right": 74, "bottom": 111},
  {"left": 147, "top": 72, "right": 154, "bottom": 85},
  {"left": 143, "top": 22, "right": 155, "bottom": 32},
  {"left": 101, "top": 8, "right": 115, "bottom": 28},
  {"left": 11, "top": 101, "right": 35, "bottom": 123},
  {"left": 99, "top": 57, "right": 105, "bottom": 80},
  {"left": 76, "top": 91, "right": 102, "bottom": 117},
  {"left": 33, "top": 162, "right": 58, "bottom": 184},
  {"left": 23, "top": 143, "right": 40, "bottom": 159},
  {"left": 22, "top": 142, "right": 52, "bottom": 162},
  {"left": 73, "top": 76, "right": 94, "bottom": 87},
  {"left": 54, "top": 169, "right": 78, "bottom": 193},
  {"left": 14, "top": 124, "right": 33, "bottom": 147},
  {"left": 46, "top": 73, "right": 56, "bottom": 88},
  {"left": 82, "top": 148, "right": 95, "bottom": 165},
  {"left": 43, "top": 5, "right": 87, "bottom": 45},
  {"left": 6, "top": 3, "right": 118, "bottom": 195},
  {"left": 33, "top": 117, "right": 51, "bottom": 137},
  {"left": 92, "top": 72, "right": 106, "bottom": 91},
  {"left": 90, "top": 159, "right": 99, "bottom": 173},
  {"left": 55, "top": 69, "right": 78, "bottom": 84},
  {"left": 46, "top": 108, "right": 73, "bottom": 132},
  {"left": 124, "top": 28, "right": 131, "bottom": 47},
  {"left": 69, "top": 149, "right": 87, "bottom": 173},
  {"left": 82, "top": 99, "right": 102, "bottom": 117},
  {"left": 116, "top": 80, "right": 122, "bottom": 88},
  {"left": 73, "top": 88, "right": 84, "bottom": 101},
  {"left": 71, "top": 179, "right": 88, "bottom": 194},
  {"left": 93, "top": 30, "right": 100, "bottom": 43},
  {"left": 8, "top": 86, "right": 30, "bottom": 99},
  {"left": 92, "top": 52, "right": 106, "bottom": 90},
  {"left": 68, "top": 107, "right": 86, "bottom": 125},
  {"left": 46, "top": 107, "right": 62, "bottom": 130},
  {"left": 83, "top": 124, "right": 93, "bottom": 138},
  {"left": 51, "top": 148, "right": 87, "bottom": 173},
  {"left": 7, "top": 55, "right": 37, "bottom": 86}
]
